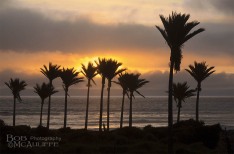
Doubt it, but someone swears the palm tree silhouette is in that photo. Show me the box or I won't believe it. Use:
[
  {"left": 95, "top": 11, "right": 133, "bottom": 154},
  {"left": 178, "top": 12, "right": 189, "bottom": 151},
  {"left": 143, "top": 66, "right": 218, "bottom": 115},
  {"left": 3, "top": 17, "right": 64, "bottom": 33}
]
[
  {"left": 81, "top": 62, "right": 98, "bottom": 130},
  {"left": 59, "top": 68, "right": 84, "bottom": 128},
  {"left": 114, "top": 73, "right": 129, "bottom": 128},
  {"left": 105, "top": 59, "right": 126, "bottom": 131},
  {"left": 156, "top": 12, "right": 204, "bottom": 153},
  {"left": 40, "top": 62, "right": 61, "bottom": 129},
  {"left": 5, "top": 78, "right": 27, "bottom": 126},
  {"left": 172, "top": 82, "right": 195, "bottom": 123},
  {"left": 185, "top": 61, "right": 215, "bottom": 122},
  {"left": 125, "top": 73, "right": 149, "bottom": 127},
  {"left": 95, "top": 58, "right": 108, "bottom": 131},
  {"left": 34, "top": 83, "right": 58, "bottom": 126}
]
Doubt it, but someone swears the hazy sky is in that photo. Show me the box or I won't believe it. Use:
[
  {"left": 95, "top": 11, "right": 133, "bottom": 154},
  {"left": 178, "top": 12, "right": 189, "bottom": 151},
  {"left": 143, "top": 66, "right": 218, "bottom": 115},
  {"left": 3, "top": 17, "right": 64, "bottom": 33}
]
[{"left": 0, "top": 0, "right": 233, "bottom": 96}]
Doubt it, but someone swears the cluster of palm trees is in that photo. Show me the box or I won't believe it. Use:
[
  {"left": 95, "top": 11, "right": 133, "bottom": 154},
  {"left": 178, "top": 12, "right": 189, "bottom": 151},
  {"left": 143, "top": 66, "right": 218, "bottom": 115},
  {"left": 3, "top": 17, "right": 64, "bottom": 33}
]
[
  {"left": 171, "top": 61, "right": 215, "bottom": 124},
  {"left": 4, "top": 58, "right": 149, "bottom": 131},
  {"left": 156, "top": 11, "right": 215, "bottom": 153},
  {"left": 40, "top": 63, "right": 61, "bottom": 129},
  {"left": 4, "top": 11, "right": 216, "bottom": 154}
]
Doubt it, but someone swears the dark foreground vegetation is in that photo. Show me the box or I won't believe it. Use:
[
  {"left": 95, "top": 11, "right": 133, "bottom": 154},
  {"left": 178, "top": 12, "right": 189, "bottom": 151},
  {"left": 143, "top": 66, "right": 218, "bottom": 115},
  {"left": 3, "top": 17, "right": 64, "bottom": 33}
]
[{"left": 0, "top": 119, "right": 233, "bottom": 154}]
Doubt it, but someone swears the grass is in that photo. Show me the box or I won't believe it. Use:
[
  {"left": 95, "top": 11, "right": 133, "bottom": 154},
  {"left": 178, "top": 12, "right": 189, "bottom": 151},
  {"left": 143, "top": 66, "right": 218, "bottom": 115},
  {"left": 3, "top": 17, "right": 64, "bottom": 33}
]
[{"left": 0, "top": 119, "right": 233, "bottom": 153}]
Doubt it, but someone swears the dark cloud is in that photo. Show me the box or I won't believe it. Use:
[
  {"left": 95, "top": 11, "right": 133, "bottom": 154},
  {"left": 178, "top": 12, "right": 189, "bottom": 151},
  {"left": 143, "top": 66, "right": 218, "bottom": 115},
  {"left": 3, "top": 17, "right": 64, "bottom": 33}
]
[
  {"left": 0, "top": 69, "right": 116, "bottom": 96},
  {"left": 142, "top": 71, "right": 234, "bottom": 96},
  {"left": 0, "top": 0, "right": 13, "bottom": 9},
  {"left": 185, "top": 22, "right": 234, "bottom": 57},
  {"left": 0, "top": 8, "right": 163, "bottom": 52},
  {"left": 0, "top": 70, "right": 43, "bottom": 86},
  {"left": 1, "top": 69, "right": 233, "bottom": 96},
  {"left": 0, "top": 7, "right": 233, "bottom": 57},
  {"left": 184, "top": 0, "right": 234, "bottom": 15},
  {"left": 209, "top": 0, "right": 234, "bottom": 15}
]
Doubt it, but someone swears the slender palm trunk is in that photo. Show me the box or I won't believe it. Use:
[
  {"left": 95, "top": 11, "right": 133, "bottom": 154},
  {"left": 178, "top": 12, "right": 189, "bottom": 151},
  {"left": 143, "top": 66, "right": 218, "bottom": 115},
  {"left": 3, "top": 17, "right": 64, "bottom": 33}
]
[
  {"left": 47, "top": 95, "right": 51, "bottom": 128},
  {"left": 47, "top": 80, "right": 52, "bottom": 129},
  {"left": 168, "top": 56, "right": 174, "bottom": 154},
  {"left": 64, "top": 88, "right": 68, "bottom": 128},
  {"left": 120, "top": 91, "right": 125, "bottom": 128},
  {"left": 40, "top": 100, "right": 44, "bottom": 126},
  {"left": 177, "top": 101, "right": 181, "bottom": 123},
  {"left": 85, "top": 80, "right": 90, "bottom": 130},
  {"left": 129, "top": 92, "right": 133, "bottom": 127},
  {"left": 13, "top": 97, "right": 16, "bottom": 127},
  {"left": 196, "top": 83, "right": 201, "bottom": 122},
  {"left": 99, "top": 77, "right": 105, "bottom": 131},
  {"left": 177, "top": 107, "right": 181, "bottom": 123},
  {"left": 107, "top": 80, "right": 111, "bottom": 131}
]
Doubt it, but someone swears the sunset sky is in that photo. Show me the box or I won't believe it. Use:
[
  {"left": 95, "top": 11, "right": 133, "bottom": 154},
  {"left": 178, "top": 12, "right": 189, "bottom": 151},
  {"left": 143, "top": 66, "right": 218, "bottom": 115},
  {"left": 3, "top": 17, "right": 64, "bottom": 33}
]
[{"left": 0, "top": 0, "right": 233, "bottom": 96}]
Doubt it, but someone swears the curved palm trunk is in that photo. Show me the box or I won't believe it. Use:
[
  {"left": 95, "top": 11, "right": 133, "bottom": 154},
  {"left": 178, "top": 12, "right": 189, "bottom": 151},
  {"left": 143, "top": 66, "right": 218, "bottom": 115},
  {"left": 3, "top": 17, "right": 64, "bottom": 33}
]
[
  {"left": 99, "top": 77, "right": 105, "bottom": 132},
  {"left": 120, "top": 90, "right": 125, "bottom": 128},
  {"left": 196, "top": 83, "right": 201, "bottom": 122},
  {"left": 85, "top": 80, "right": 91, "bottom": 130},
  {"left": 64, "top": 88, "right": 68, "bottom": 128},
  {"left": 168, "top": 56, "right": 174, "bottom": 154},
  {"left": 40, "top": 100, "right": 44, "bottom": 126},
  {"left": 129, "top": 92, "right": 133, "bottom": 127},
  {"left": 47, "top": 80, "right": 52, "bottom": 129},
  {"left": 177, "top": 101, "right": 181, "bottom": 123},
  {"left": 107, "top": 80, "right": 111, "bottom": 131},
  {"left": 13, "top": 97, "right": 16, "bottom": 127}
]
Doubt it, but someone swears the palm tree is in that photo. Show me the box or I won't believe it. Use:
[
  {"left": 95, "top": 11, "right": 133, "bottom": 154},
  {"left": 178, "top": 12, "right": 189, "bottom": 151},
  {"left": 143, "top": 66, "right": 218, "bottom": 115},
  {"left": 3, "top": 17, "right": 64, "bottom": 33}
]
[
  {"left": 40, "top": 62, "right": 61, "bottom": 129},
  {"left": 95, "top": 58, "right": 108, "bottom": 131},
  {"left": 81, "top": 62, "right": 98, "bottom": 130},
  {"left": 156, "top": 12, "right": 205, "bottom": 153},
  {"left": 5, "top": 78, "right": 27, "bottom": 126},
  {"left": 185, "top": 61, "right": 215, "bottom": 122},
  {"left": 114, "top": 73, "right": 129, "bottom": 128},
  {"left": 125, "top": 73, "right": 149, "bottom": 127},
  {"left": 34, "top": 83, "right": 58, "bottom": 126},
  {"left": 59, "top": 68, "right": 84, "bottom": 128},
  {"left": 105, "top": 59, "right": 126, "bottom": 131},
  {"left": 172, "top": 82, "right": 195, "bottom": 123}
]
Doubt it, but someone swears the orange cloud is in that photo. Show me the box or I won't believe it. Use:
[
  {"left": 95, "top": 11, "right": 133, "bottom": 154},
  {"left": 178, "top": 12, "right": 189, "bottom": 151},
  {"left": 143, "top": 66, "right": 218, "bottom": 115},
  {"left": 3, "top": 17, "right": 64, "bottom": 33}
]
[
  {"left": 0, "top": 50, "right": 168, "bottom": 75},
  {"left": 0, "top": 49, "right": 233, "bottom": 77}
]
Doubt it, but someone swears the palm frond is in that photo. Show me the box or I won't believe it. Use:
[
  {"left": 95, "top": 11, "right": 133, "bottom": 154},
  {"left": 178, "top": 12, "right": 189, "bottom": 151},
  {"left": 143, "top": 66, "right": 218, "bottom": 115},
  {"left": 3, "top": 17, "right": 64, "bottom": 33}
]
[
  {"left": 34, "top": 82, "right": 58, "bottom": 100},
  {"left": 135, "top": 90, "right": 145, "bottom": 98},
  {"left": 40, "top": 62, "right": 61, "bottom": 81},
  {"left": 186, "top": 61, "right": 215, "bottom": 83},
  {"left": 156, "top": 12, "right": 204, "bottom": 72},
  {"left": 183, "top": 28, "right": 205, "bottom": 44},
  {"left": 155, "top": 26, "right": 170, "bottom": 46},
  {"left": 5, "top": 78, "right": 27, "bottom": 100},
  {"left": 172, "top": 82, "right": 195, "bottom": 105},
  {"left": 59, "top": 68, "right": 84, "bottom": 89}
]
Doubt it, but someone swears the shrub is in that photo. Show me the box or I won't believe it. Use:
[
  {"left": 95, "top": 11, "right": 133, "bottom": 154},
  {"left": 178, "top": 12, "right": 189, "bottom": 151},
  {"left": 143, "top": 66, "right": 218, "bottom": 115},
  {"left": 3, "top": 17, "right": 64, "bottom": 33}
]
[
  {"left": 173, "top": 119, "right": 204, "bottom": 128},
  {"left": 0, "top": 119, "right": 5, "bottom": 128},
  {"left": 143, "top": 125, "right": 167, "bottom": 140},
  {"left": 114, "top": 127, "right": 144, "bottom": 139},
  {"left": 35, "top": 125, "right": 49, "bottom": 136},
  {"left": 197, "top": 124, "right": 221, "bottom": 149}
]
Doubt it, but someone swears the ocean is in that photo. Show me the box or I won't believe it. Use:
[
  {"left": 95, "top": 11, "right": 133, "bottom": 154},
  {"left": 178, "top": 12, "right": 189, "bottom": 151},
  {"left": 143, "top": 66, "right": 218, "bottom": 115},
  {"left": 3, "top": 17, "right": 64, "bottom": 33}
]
[{"left": 0, "top": 96, "right": 233, "bottom": 130}]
